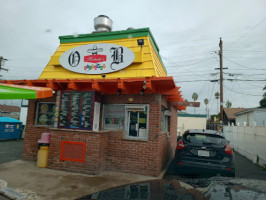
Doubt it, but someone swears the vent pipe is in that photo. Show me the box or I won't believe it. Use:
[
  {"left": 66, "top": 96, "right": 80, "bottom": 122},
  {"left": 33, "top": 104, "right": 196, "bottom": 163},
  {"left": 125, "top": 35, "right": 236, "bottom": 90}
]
[{"left": 94, "top": 15, "right": 113, "bottom": 32}]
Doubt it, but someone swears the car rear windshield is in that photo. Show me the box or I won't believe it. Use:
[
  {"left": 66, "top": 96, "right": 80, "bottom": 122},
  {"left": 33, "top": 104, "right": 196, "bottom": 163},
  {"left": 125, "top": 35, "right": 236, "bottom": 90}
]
[{"left": 183, "top": 133, "right": 226, "bottom": 145}]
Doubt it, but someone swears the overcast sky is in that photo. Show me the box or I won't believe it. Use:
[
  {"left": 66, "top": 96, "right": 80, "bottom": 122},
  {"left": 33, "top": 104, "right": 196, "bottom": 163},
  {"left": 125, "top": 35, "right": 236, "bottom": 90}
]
[{"left": 0, "top": 0, "right": 266, "bottom": 116}]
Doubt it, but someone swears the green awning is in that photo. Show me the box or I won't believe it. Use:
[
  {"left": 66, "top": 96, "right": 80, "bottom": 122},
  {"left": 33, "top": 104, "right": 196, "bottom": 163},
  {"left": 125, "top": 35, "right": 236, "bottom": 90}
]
[{"left": 0, "top": 84, "right": 53, "bottom": 99}]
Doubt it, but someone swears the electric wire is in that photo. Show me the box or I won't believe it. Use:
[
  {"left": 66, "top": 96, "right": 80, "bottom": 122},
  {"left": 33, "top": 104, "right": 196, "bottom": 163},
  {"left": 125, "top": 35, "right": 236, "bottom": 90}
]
[
  {"left": 223, "top": 56, "right": 264, "bottom": 70},
  {"left": 227, "top": 16, "right": 266, "bottom": 47},
  {"left": 224, "top": 84, "right": 261, "bottom": 97}
]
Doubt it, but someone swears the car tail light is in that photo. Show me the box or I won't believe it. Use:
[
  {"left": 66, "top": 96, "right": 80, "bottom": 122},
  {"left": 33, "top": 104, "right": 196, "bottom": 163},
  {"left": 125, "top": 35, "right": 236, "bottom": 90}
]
[
  {"left": 177, "top": 140, "right": 184, "bottom": 149},
  {"left": 225, "top": 144, "right": 233, "bottom": 154}
]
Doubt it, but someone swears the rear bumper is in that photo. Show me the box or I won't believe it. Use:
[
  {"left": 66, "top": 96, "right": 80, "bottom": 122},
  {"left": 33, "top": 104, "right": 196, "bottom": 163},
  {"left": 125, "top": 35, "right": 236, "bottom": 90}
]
[{"left": 175, "top": 160, "right": 235, "bottom": 177}]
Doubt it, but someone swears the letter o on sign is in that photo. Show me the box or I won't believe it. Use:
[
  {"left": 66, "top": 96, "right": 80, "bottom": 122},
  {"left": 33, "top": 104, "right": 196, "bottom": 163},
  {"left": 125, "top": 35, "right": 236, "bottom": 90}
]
[{"left": 68, "top": 51, "right": 80, "bottom": 67}]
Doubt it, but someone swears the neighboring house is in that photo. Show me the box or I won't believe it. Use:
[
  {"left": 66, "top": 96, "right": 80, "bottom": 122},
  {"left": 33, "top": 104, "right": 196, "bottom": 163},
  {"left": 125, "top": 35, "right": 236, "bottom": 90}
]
[
  {"left": 223, "top": 108, "right": 247, "bottom": 125},
  {"left": 0, "top": 105, "right": 21, "bottom": 120},
  {"left": 235, "top": 108, "right": 266, "bottom": 126},
  {"left": 177, "top": 112, "right": 207, "bottom": 136}
]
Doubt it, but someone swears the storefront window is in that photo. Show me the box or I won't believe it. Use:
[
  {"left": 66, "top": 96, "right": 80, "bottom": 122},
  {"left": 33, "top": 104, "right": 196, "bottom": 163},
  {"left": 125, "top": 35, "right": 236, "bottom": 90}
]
[
  {"left": 103, "top": 104, "right": 125, "bottom": 130},
  {"left": 103, "top": 104, "right": 149, "bottom": 139},
  {"left": 35, "top": 102, "right": 56, "bottom": 126}
]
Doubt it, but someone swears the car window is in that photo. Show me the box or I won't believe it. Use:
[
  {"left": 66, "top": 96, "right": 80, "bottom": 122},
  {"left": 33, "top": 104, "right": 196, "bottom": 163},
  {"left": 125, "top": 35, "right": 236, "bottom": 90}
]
[{"left": 183, "top": 133, "right": 225, "bottom": 145}]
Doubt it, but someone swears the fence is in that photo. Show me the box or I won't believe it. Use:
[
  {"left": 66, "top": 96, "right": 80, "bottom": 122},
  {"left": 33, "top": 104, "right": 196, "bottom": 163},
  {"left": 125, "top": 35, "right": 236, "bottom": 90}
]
[{"left": 223, "top": 126, "right": 266, "bottom": 166}]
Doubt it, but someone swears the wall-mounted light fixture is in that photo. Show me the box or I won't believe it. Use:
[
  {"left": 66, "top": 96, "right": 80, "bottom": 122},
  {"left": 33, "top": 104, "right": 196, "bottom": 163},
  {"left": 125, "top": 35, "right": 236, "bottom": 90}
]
[
  {"left": 117, "top": 89, "right": 121, "bottom": 95},
  {"left": 137, "top": 39, "right": 144, "bottom": 48},
  {"left": 143, "top": 80, "right": 146, "bottom": 89}
]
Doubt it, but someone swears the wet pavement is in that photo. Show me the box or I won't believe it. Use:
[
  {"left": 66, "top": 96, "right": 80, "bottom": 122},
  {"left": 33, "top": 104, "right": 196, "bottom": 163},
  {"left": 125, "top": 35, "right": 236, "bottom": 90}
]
[{"left": 234, "top": 151, "right": 266, "bottom": 180}]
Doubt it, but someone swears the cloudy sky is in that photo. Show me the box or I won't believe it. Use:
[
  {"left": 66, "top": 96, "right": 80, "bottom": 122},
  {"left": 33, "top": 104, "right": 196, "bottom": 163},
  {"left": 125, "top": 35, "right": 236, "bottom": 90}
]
[{"left": 0, "top": 0, "right": 266, "bottom": 115}]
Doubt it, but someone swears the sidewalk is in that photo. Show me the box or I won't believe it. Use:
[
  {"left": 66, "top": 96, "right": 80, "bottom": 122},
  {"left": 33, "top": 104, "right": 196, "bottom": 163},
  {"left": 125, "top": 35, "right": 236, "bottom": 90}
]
[{"left": 0, "top": 160, "right": 157, "bottom": 200}]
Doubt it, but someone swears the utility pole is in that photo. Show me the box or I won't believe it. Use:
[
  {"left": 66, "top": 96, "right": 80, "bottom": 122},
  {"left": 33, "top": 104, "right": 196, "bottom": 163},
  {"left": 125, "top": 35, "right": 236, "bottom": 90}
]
[
  {"left": 0, "top": 56, "right": 8, "bottom": 79},
  {"left": 219, "top": 38, "right": 224, "bottom": 123},
  {"left": 0, "top": 56, "right": 8, "bottom": 71}
]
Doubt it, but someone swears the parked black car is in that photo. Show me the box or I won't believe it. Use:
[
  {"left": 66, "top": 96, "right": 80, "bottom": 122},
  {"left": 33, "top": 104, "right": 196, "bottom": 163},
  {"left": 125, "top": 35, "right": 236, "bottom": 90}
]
[{"left": 175, "top": 129, "right": 235, "bottom": 177}]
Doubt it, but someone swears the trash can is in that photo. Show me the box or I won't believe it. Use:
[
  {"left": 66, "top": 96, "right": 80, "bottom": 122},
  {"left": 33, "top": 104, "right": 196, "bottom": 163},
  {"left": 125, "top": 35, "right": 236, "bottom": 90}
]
[{"left": 37, "top": 132, "right": 51, "bottom": 168}]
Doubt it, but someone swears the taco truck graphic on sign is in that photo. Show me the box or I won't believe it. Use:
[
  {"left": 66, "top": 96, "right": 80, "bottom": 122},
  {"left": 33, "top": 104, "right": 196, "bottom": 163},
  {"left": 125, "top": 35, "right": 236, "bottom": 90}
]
[{"left": 59, "top": 43, "right": 135, "bottom": 74}]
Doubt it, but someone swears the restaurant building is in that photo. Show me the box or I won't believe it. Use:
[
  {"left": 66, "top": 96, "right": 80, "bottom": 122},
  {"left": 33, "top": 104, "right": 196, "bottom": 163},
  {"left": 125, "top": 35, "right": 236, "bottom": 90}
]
[{"left": 0, "top": 16, "right": 189, "bottom": 176}]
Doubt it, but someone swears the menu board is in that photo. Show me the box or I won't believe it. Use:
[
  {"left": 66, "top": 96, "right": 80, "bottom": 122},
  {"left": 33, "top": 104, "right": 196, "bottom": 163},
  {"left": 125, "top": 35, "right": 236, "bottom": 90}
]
[
  {"left": 58, "top": 91, "right": 95, "bottom": 130},
  {"left": 59, "top": 93, "right": 71, "bottom": 127},
  {"left": 70, "top": 92, "right": 82, "bottom": 128},
  {"left": 36, "top": 102, "right": 56, "bottom": 126},
  {"left": 81, "top": 92, "right": 93, "bottom": 129}
]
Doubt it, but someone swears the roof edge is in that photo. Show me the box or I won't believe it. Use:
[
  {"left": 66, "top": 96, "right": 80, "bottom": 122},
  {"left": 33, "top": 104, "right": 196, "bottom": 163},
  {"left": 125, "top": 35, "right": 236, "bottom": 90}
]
[
  {"left": 234, "top": 108, "right": 266, "bottom": 116},
  {"left": 59, "top": 28, "right": 151, "bottom": 43}
]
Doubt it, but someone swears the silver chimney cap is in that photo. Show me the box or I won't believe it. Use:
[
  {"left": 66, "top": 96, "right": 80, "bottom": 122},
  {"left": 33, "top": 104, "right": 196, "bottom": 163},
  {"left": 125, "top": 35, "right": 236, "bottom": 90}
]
[{"left": 94, "top": 15, "right": 113, "bottom": 32}]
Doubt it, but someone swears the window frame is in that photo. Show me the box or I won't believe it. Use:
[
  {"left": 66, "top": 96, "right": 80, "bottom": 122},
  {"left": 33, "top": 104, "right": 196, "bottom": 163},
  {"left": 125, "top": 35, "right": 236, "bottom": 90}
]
[
  {"left": 35, "top": 102, "right": 56, "bottom": 126},
  {"left": 161, "top": 109, "right": 169, "bottom": 133},
  {"left": 102, "top": 104, "right": 149, "bottom": 140}
]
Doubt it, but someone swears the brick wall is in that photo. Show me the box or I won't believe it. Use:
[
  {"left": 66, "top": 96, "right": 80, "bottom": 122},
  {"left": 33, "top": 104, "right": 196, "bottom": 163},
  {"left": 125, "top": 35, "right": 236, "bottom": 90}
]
[
  {"left": 22, "top": 95, "right": 56, "bottom": 161},
  {"left": 169, "top": 105, "right": 178, "bottom": 159},
  {"left": 47, "top": 129, "right": 108, "bottom": 174},
  {"left": 22, "top": 93, "right": 178, "bottom": 177},
  {"left": 157, "top": 97, "right": 178, "bottom": 174}
]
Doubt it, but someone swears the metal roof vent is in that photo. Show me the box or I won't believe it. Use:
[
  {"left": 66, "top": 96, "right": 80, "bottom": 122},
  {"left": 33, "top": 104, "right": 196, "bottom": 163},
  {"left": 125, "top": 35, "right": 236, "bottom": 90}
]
[{"left": 94, "top": 15, "right": 113, "bottom": 32}]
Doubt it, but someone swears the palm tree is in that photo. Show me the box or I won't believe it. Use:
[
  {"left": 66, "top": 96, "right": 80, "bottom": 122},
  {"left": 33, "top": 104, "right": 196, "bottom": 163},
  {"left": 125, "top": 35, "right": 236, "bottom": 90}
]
[
  {"left": 226, "top": 100, "right": 232, "bottom": 108},
  {"left": 192, "top": 92, "right": 198, "bottom": 114},
  {"left": 259, "top": 85, "right": 266, "bottom": 108},
  {"left": 215, "top": 92, "right": 220, "bottom": 114},
  {"left": 263, "top": 85, "right": 266, "bottom": 98},
  {"left": 204, "top": 98, "right": 209, "bottom": 118}
]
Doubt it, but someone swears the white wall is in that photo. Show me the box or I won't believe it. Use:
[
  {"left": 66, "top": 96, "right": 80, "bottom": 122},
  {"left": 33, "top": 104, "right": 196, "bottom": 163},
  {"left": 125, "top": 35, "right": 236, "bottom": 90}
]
[
  {"left": 255, "top": 111, "right": 266, "bottom": 126},
  {"left": 236, "top": 110, "right": 266, "bottom": 126},
  {"left": 19, "top": 107, "right": 28, "bottom": 125},
  {"left": 224, "top": 126, "right": 266, "bottom": 166},
  {"left": 177, "top": 117, "right": 206, "bottom": 136},
  {"left": 19, "top": 107, "right": 28, "bottom": 138},
  {"left": 236, "top": 112, "right": 254, "bottom": 126}
]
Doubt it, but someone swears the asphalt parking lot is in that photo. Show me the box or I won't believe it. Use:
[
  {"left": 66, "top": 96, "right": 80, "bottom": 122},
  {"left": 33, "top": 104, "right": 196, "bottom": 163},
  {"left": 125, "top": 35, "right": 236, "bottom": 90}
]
[{"left": 0, "top": 140, "right": 23, "bottom": 164}]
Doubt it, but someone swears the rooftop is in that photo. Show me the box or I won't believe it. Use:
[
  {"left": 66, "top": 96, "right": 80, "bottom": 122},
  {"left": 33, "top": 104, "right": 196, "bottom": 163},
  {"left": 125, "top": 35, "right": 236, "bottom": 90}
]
[{"left": 223, "top": 108, "right": 247, "bottom": 119}]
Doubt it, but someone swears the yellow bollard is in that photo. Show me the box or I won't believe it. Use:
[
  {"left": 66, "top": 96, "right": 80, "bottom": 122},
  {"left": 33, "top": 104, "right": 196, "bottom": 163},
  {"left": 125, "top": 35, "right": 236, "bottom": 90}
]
[{"left": 37, "top": 146, "right": 49, "bottom": 168}]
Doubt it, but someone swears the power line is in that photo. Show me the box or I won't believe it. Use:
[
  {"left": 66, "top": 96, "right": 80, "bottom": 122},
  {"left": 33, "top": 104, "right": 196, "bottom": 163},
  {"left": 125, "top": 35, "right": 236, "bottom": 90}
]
[
  {"left": 165, "top": 57, "right": 215, "bottom": 67},
  {"left": 223, "top": 56, "right": 264, "bottom": 70},
  {"left": 228, "top": 16, "right": 266, "bottom": 47},
  {"left": 224, "top": 50, "right": 266, "bottom": 53},
  {"left": 175, "top": 79, "right": 217, "bottom": 83},
  {"left": 224, "top": 84, "right": 261, "bottom": 97},
  {"left": 227, "top": 68, "right": 266, "bottom": 71},
  {"left": 241, "top": 81, "right": 263, "bottom": 88},
  {"left": 163, "top": 51, "right": 214, "bottom": 58},
  {"left": 226, "top": 78, "right": 266, "bottom": 82}
]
